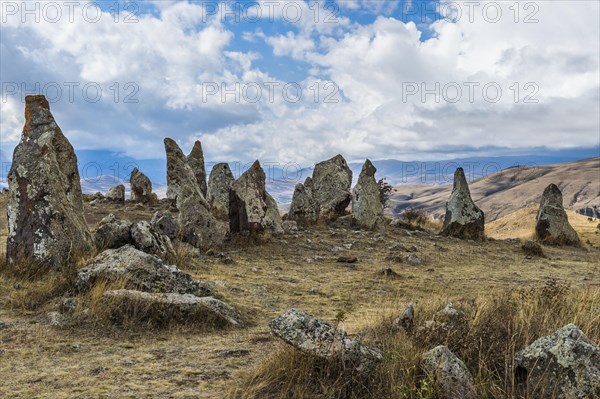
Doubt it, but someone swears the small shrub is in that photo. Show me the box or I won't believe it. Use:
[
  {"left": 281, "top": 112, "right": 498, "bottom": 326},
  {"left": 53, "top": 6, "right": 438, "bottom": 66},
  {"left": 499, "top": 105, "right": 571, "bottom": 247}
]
[
  {"left": 377, "top": 178, "right": 393, "bottom": 209},
  {"left": 401, "top": 208, "right": 429, "bottom": 227}
]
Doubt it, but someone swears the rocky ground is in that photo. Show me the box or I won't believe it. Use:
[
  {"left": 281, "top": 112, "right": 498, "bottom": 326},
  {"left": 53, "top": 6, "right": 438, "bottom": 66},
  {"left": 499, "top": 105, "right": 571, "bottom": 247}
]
[{"left": 1, "top": 196, "right": 598, "bottom": 398}]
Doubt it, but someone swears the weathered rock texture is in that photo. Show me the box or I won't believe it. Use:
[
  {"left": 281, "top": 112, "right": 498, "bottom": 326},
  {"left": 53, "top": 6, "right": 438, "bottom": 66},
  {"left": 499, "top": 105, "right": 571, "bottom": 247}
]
[
  {"left": 76, "top": 245, "right": 212, "bottom": 296},
  {"left": 151, "top": 211, "right": 179, "bottom": 240},
  {"left": 311, "top": 155, "right": 352, "bottom": 221},
  {"left": 106, "top": 184, "right": 125, "bottom": 202},
  {"left": 422, "top": 345, "right": 477, "bottom": 399},
  {"left": 287, "top": 177, "right": 320, "bottom": 226},
  {"left": 130, "top": 168, "right": 153, "bottom": 203},
  {"left": 535, "top": 184, "right": 580, "bottom": 246},
  {"left": 207, "top": 163, "right": 235, "bottom": 220},
  {"left": 515, "top": 324, "right": 600, "bottom": 399},
  {"left": 131, "top": 221, "right": 176, "bottom": 263},
  {"left": 6, "top": 95, "right": 94, "bottom": 269},
  {"left": 269, "top": 309, "right": 382, "bottom": 373},
  {"left": 102, "top": 290, "right": 243, "bottom": 327},
  {"left": 440, "top": 168, "right": 485, "bottom": 240},
  {"left": 352, "top": 160, "right": 384, "bottom": 230},
  {"left": 94, "top": 214, "right": 132, "bottom": 250},
  {"left": 187, "top": 141, "right": 207, "bottom": 197},
  {"left": 229, "top": 161, "right": 283, "bottom": 234},
  {"left": 165, "top": 138, "right": 226, "bottom": 249}
]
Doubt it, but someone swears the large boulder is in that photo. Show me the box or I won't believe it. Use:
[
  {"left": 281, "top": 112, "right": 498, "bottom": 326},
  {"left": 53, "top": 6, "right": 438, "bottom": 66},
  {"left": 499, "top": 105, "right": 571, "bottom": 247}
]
[
  {"left": 131, "top": 221, "right": 177, "bottom": 263},
  {"left": 352, "top": 160, "right": 384, "bottom": 230},
  {"left": 287, "top": 177, "right": 320, "bottom": 226},
  {"left": 102, "top": 290, "right": 243, "bottom": 328},
  {"left": 311, "top": 155, "right": 352, "bottom": 221},
  {"left": 106, "top": 184, "right": 125, "bottom": 202},
  {"left": 130, "top": 168, "right": 153, "bottom": 203},
  {"left": 440, "top": 168, "right": 485, "bottom": 240},
  {"left": 229, "top": 160, "right": 283, "bottom": 234},
  {"left": 94, "top": 214, "right": 133, "bottom": 250},
  {"left": 187, "top": 140, "right": 208, "bottom": 197},
  {"left": 535, "top": 184, "right": 580, "bottom": 246},
  {"left": 515, "top": 324, "right": 600, "bottom": 399},
  {"left": 422, "top": 345, "right": 477, "bottom": 399},
  {"left": 151, "top": 210, "right": 179, "bottom": 241},
  {"left": 269, "top": 309, "right": 382, "bottom": 373},
  {"left": 207, "top": 163, "right": 235, "bottom": 221},
  {"left": 76, "top": 245, "right": 213, "bottom": 296},
  {"left": 165, "top": 138, "right": 226, "bottom": 250},
  {"left": 6, "top": 95, "right": 94, "bottom": 270}
]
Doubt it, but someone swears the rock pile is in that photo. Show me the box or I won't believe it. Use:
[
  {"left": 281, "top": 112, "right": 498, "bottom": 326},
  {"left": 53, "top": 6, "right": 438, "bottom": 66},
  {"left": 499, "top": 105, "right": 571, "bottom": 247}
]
[
  {"left": 440, "top": 168, "right": 484, "bottom": 240},
  {"left": 6, "top": 95, "right": 94, "bottom": 270},
  {"left": 352, "top": 159, "right": 384, "bottom": 230},
  {"left": 535, "top": 184, "right": 580, "bottom": 246}
]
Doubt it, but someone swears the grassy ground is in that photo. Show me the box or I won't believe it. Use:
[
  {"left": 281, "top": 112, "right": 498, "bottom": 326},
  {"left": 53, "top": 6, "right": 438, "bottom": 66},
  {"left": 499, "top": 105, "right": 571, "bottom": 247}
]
[{"left": 0, "top": 196, "right": 598, "bottom": 398}]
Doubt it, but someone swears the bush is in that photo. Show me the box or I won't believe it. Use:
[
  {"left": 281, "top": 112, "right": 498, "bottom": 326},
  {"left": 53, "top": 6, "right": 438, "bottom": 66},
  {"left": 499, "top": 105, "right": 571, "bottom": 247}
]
[
  {"left": 400, "top": 208, "right": 428, "bottom": 227},
  {"left": 377, "top": 178, "right": 393, "bottom": 209}
]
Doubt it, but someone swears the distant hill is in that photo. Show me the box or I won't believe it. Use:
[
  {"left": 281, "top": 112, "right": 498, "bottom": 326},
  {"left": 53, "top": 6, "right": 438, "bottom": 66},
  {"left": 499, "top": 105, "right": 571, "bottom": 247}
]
[{"left": 389, "top": 157, "right": 600, "bottom": 222}]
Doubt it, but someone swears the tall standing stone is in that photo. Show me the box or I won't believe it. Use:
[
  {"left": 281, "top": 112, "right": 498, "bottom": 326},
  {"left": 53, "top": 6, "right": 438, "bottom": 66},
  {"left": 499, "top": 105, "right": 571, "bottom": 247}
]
[
  {"left": 207, "top": 162, "right": 235, "bottom": 221},
  {"left": 130, "top": 168, "right": 153, "bottom": 203},
  {"left": 6, "top": 95, "right": 94, "bottom": 270},
  {"left": 187, "top": 140, "right": 207, "bottom": 197},
  {"left": 440, "top": 168, "right": 484, "bottom": 240},
  {"left": 535, "top": 184, "right": 580, "bottom": 246},
  {"left": 352, "top": 159, "right": 384, "bottom": 230},
  {"left": 229, "top": 160, "right": 283, "bottom": 234},
  {"left": 164, "top": 138, "right": 226, "bottom": 249},
  {"left": 287, "top": 177, "right": 320, "bottom": 226},
  {"left": 311, "top": 155, "right": 352, "bottom": 221}
]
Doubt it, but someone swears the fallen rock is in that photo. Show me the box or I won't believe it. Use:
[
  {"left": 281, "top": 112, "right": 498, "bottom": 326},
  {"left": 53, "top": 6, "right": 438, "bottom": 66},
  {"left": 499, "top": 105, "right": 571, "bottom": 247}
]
[
  {"left": 379, "top": 267, "right": 400, "bottom": 278},
  {"left": 440, "top": 168, "right": 484, "bottom": 240},
  {"left": 187, "top": 140, "right": 208, "bottom": 197},
  {"left": 76, "top": 245, "right": 212, "bottom": 297},
  {"left": 351, "top": 160, "right": 384, "bottom": 230},
  {"left": 287, "top": 177, "right": 320, "bottom": 226},
  {"left": 515, "top": 323, "right": 600, "bottom": 399},
  {"left": 395, "top": 303, "right": 414, "bottom": 331},
  {"left": 93, "top": 214, "right": 133, "bottom": 250},
  {"left": 6, "top": 95, "right": 95, "bottom": 270},
  {"left": 207, "top": 162, "right": 235, "bottom": 221},
  {"left": 130, "top": 168, "right": 153, "bottom": 204},
  {"left": 269, "top": 309, "right": 382, "bottom": 373},
  {"left": 229, "top": 160, "right": 283, "bottom": 234},
  {"left": 131, "top": 221, "right": 177, "bottom": 263},
  {"left": 282, "top": 220, "right": 298, "bottom": 233},
  {"left": 337, "top": 256, "right": 358, "bottom": 263},
  {"left": 522, "top": 240, "right": 545, "bottom": 257},
  {"left": 311, "top": 155, "right": 352, "bottom": 221},
  {"left": 102, "top": 290, "right": 243, "bottom": 328},
  {"left": 151, "top": 210, "right": 179, "bottom": 241},
  {"left": 422, "top": 345, "right": 477, "bottom": 399},
  {"left": 535, "top": 184, "right": 580, "bottom": 246},
  {"left": 106, "top": 184, "right": 125, "bottom": 202}
]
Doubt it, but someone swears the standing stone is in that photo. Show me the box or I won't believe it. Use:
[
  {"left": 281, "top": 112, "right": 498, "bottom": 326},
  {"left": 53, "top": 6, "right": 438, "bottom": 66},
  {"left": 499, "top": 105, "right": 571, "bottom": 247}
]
[
  {"left": 422, "top": 346, "right": 477, "bottom": 399},
  {"left": 515, "top": 324, "right": 599, "bottom": 399},
  {"left": 207, "top": 163, "right": 235, "bottom": 221},
  {"left": 352, "top": 159, "right": 384, "bottom": 230},
  {"left": 6, "top": 95, "right": 94, "bottom": 269},
  {"left": 130, "top": 168, "right": 153, "bottom": 203},
  {"left": 187, "top": 141, "right": 207, "bottom": 197},
  {"left": 535, "top": 184, "right": 580, "bottom": 246},
  {"left": 229, "top": 160, "right": 283, "bottom": 234},
  {"left": 164, "top": 138, "right": 226, "bottom": 250},
  {"left": 287, "top": 177, "right": 320, "bottom": 226},
  {"left": 106, "top": 184, "right": 125, "bottom": 202},
  {"left": 312, "top": 155, "right": 352, "bottom": 221},
  {"left": 440, "top": 168, "right": 484, "bottom": 240}
]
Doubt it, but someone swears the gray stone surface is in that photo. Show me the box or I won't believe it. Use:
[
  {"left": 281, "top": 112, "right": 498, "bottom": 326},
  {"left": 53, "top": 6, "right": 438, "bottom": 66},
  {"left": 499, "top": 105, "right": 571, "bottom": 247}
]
[
  {"left": 535, "top": 184, "right": 580, "bottom": 246},
  {"left": 130, "top": 168, "right": 153, "bottom": 203},
  {"left": 311, "top": 155, "right": 352, "bottom": 221},
  {"left": 106, "top": 185, "right": 125, "bottom": 202},
  {"left": 352, "top": 159, "right": 384, "bottom": 230},
  {"left": 6, "top": 95, "right": 94, "bottom": 270},
  {"left": 440, "top": 168, "right": 485, "bottom": 240},
  {"left": 94, "top": 214, "right": 133, "bottom": 250},
  {"left": 422, "top": 345, "right": 477, "bottom": 399},
  {"left": 207, "top": 162, "right": 235, "bottom": 221},
  {"left": 287, "top": 177, "right": 320, "bottom": 226},
  {"left": 131, "top": 221, "right": 177, "bottom": 263},
  {"left": 151, "top": 210, "right": 179, "bottom": 241},
  {"left": 187, "top": 140, "right": 207, "bottom": 197}
]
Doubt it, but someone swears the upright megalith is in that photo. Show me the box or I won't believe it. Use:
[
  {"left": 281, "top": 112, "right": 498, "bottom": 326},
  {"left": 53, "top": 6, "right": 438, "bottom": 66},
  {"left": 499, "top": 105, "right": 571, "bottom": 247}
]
[
  {"left": 440, "top": 168, "right": 484, "bottom": 240},
  {"left": 229, "top": 160, "right": 283, "bottom": 234},
  {"left": 287, "top": 177, "right": 320, "bottom": 226},
  {"left": 164, "top": 138, "right": 226, "bottom": 249},
  {"left": 187, "top": 140, "right": 207, "bottom": 197},
  {"left": 207, "top": 163, "right": 235, "bottom": 221},
  {"left": 535, "top": 184, "right": 580, "bottom": 246},
  {"left": 6, "top": 95, "right": 94, "bottom": 269},
  {"left": 311, "top": 154, "right": 352, "bottom": 221},
  {"left": 130, "top": 168, "right": 153, "bottom": 203},
  {"left": 352, "top": 160, "right": 384, "bottom": 230}
]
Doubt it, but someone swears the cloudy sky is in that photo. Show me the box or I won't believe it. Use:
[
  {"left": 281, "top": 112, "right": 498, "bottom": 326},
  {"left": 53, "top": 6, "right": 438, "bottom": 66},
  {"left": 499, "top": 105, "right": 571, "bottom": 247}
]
[{"left": 1, "top": 0, "right": 599, "bottom": 167}]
